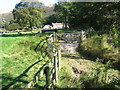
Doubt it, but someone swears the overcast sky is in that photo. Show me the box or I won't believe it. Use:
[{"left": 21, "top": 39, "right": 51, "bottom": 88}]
[{"left": 0, "top": 0, "right": 58, "bottom": 14}]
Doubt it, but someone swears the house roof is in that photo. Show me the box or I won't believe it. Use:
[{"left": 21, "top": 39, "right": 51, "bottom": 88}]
[{"left": 52, "top": 23, "right": 63, "bottom": 26}]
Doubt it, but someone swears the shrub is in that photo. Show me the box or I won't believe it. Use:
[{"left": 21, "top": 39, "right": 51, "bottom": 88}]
[
  {"left": 80, "top": 34, "right": 119, "bottom": 64},
  {"left": 6, "top": 23, "right": 21, "bottom": 31}
]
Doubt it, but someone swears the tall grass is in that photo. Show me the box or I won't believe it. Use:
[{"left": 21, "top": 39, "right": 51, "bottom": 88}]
[{"left": 80, "top": 34, "right": 119, "bottom": 64}]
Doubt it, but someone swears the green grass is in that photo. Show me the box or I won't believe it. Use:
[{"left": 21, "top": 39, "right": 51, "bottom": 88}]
[
  {"left": 57, "top": 29, "right": 75, "bottom": 32},
  {"left": 0, "top": 28, "right": 76, "bottom": 36},
  {"left": 0, "top": 30, "right": 42, "bottom": 36},
  {"left": 2, "top": 37, "right": 26, "bottom": 52},
  {"left": 1, "top": 34, "right": 48, "bottom": 89},
  {"left": 1, "top": 29, "right": 119, "bottom": 89}
]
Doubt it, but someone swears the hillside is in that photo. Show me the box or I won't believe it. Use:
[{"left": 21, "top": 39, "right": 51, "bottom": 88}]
[
  {"left": 0, "top": 12, "right": 13, "bottom": 23},
  {"left": 43, "top": 4, "right": 55, "bottom": 17},
  {"left": 0, "top": 4, "right": 55, "bottom": 23}
]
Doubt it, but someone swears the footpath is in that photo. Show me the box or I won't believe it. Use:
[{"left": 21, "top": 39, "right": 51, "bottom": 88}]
[{"left": 59, "top": 33, "right": 96, "bottom": 78}]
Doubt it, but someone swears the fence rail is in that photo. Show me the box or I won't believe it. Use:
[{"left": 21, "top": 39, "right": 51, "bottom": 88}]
[{"left": 24, "top": 32, "right": 61, "bottom": 89}]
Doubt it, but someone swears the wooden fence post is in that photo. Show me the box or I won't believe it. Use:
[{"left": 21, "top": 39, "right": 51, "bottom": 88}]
[
  {"left": 39, "top": 70, "right": 43, "bottom": 79},
  {"left": 54, "top": 52, "right": 58, "bottom": 83},
  {"left": 52, "top": 69, "right": 55, "bottom": 85},
  {"left": 44, "top": 66, "right": 50, "bottom": 89},
  {"left": 55, "top": 33, "right": 58, "bottom": 42},
  {"left": 53, "top": 32, "right": 56, "bottom": 42},
  {"left": 58, "top": 48, "right": 61, "bottom": 70}
]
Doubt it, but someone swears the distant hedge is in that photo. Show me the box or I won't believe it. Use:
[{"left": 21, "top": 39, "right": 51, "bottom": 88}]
[{"left": 6, "top": 23, "right": 21, "bottom": 31}]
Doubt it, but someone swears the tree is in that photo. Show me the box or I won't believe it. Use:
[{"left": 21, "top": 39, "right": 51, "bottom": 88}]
[
  {"left": 54, "top": 2, "right": 120, "bottom": 32},
  {"left": 44, "top": 14, "right": 62, "bottom": 25},
  {"left": 54, "top": 2, "right": 72, "bottom": 28},
  {"left": 12, "top": 0, "right": 44, "bottom": 30}
]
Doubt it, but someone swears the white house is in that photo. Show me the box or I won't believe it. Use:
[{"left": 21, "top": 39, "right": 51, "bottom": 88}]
[
  {"left": 43, "top": 25, "right": 52, "bottom": 29},
  {"left": 51, "top": 23, "right": 64, "bottom": 29},
  {"left": 43, "top": 23, "right": 69, "bottom": 29}
]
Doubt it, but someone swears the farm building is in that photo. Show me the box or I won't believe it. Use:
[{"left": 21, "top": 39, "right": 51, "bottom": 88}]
[
  {"left": 51, "top": 23, "right": 64, "bottom": 29},
  {"left": 43, "top": 25, "right": 52, "bottom": 29},
  {"left": 43, "top": 23, "right": 69, "bottom": 29}
]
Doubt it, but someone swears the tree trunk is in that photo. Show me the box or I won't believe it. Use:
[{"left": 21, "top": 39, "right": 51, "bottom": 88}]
[{"left": 29, "top": 21, "right": 33, "bottom": 30}]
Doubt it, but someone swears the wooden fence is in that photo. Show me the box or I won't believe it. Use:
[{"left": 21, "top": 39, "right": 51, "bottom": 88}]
[{"left": 24, "top": 32, "right": 61, "bottom": 89}]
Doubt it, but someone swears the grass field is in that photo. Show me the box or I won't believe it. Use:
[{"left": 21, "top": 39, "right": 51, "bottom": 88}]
[
  {"left": 0, "top": 29, "right": 75, "bottom": 88},
  {"left": 0, "top": 28, "right": 77, "bottom": 36},
  {"left": 1, "top": 33, "right": 48, "bottom": 89},
  {"left": 1, "top": 29, "right": 119, "bottom": 89}
]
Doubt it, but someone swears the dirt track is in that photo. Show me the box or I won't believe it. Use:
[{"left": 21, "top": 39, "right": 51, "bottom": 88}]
[{"left": 59, "top": 34, "right": 88, "bottom": 78}]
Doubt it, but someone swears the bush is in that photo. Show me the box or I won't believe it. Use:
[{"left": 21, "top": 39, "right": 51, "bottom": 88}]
[
  {"left": 80, "top": 34, "right": 119, "bottom": 64},
  {"left": 6, "top": 23, "right": 21, "bottom": 31}
]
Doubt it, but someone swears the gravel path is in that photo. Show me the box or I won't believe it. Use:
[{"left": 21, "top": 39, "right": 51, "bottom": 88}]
[
  {"left": 59, "top": 33, "right": 86, "bottom": 77},
  {"left": 59, "top": 42, "right": 79, "bottom": 54},
  {"left": 59, "top": 33, "right": 81, "bottom": 54}
]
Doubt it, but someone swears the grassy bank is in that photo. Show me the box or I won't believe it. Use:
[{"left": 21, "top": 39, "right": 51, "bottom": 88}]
[
  {"left": 1, "top": 34, "right": 48, "bottom": 89},
  {"left": 57, "top": 54, "right": 120, "bottom": 89}
]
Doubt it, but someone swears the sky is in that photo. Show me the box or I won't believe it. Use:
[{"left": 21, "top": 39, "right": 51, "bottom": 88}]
[{"left": 0, "top": 0, "right": 58, "bottom": 14}]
